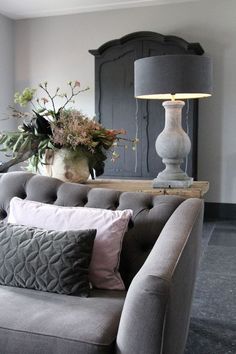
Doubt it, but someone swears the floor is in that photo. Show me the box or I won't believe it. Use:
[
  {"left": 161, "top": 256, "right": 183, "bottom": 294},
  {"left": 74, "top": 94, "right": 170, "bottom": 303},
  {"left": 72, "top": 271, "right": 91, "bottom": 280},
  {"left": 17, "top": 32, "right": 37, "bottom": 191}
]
[{"left": 185, "top": 220, "right": 236, "bottom": 354}]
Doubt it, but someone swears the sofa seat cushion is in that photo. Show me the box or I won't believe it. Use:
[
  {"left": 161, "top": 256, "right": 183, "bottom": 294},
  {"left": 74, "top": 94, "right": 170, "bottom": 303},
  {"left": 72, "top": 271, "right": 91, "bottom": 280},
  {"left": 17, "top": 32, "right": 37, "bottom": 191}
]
[{"left": 0, "top": 285, "right": 126, "bottom": 354}]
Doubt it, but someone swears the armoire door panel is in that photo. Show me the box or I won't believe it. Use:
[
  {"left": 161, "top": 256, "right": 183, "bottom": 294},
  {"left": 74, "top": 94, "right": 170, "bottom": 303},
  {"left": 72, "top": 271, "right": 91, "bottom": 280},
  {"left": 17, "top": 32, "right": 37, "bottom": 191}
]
[{"left": 95, "top": 44, "right": 142, "bottom": 177}]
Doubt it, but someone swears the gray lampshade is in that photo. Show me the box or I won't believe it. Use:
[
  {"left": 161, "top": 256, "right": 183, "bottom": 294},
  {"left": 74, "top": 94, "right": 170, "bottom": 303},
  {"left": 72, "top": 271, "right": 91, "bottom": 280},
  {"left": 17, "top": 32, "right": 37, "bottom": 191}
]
[{"left": 134, "top": 54, "right": 213, "bottom": 100}]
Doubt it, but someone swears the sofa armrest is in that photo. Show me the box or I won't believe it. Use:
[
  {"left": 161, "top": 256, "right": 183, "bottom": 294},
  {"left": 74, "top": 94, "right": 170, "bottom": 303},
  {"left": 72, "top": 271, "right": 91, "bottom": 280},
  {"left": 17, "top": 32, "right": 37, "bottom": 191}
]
[{"left": 116, "top": 198, "right": 204, "bottom": 354}]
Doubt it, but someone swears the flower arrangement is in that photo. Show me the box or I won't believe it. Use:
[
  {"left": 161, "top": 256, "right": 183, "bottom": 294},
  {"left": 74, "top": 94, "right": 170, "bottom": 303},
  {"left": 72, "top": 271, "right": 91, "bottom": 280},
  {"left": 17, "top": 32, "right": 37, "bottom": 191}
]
[{"left": 0, "top": 81, "right": 137, "bottom": 178}]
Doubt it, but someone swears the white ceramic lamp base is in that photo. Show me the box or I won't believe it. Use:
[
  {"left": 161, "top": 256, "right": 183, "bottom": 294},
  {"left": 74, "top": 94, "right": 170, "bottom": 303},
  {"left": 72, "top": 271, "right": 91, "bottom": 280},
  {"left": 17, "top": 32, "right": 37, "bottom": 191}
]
[{"left": 153, "top": 100, "right": 193, "bottom": 188}]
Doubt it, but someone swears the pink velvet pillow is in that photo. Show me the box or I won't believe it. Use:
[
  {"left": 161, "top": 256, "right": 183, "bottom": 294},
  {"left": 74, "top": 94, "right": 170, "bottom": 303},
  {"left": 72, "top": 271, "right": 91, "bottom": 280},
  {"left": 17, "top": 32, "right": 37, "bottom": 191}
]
[{"left": 8, "top": 197, "right": 133, "bottom": 290}]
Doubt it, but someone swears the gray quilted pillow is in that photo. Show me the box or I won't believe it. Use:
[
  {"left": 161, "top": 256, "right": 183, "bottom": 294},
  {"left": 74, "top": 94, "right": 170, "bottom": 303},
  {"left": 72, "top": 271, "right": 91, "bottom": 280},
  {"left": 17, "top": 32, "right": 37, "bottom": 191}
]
[{"left": 0, "top": 222, "right": 96, "bottom": 296}]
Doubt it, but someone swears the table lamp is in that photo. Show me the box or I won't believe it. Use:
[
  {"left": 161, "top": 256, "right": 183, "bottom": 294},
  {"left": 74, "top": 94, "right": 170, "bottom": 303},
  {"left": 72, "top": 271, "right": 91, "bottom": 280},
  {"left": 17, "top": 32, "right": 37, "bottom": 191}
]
[{"left": 134, "top": 54, "right": 213, "bottom": 188}]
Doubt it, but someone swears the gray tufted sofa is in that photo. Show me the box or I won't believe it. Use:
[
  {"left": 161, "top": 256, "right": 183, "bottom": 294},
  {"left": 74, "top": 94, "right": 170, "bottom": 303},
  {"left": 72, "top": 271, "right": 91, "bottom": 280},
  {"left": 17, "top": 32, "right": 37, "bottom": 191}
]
[{"left": 0, "top": 171, "right": 204, "bottom": 354}]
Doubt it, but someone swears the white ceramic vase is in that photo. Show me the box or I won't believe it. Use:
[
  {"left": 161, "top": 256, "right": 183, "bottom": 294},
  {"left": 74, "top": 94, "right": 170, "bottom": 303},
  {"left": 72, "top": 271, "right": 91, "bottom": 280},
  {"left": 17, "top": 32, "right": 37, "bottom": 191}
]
[{"left": 43, "top": 148, "right": 90, "bottom": 183}]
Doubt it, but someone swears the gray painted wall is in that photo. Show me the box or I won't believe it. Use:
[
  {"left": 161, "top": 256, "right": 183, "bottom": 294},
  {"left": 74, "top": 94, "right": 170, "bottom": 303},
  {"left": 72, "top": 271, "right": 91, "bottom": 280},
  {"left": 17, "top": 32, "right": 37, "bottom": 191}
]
[
  {"left": 12, "top": 0, "right": 236, "bottom": 203},
  {"left": 0, "top": 14, "right": 15, "bottom": 160}
]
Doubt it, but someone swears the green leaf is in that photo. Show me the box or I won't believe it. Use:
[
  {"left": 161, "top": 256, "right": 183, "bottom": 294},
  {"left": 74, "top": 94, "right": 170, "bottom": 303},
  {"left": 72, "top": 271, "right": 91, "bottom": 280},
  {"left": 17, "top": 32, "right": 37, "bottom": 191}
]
[
  {"left": 0, "top": 135, "right": 8, "bottom": 144},
  {"left": 12, "top": 135, "right": 23, "bottom": 152}
]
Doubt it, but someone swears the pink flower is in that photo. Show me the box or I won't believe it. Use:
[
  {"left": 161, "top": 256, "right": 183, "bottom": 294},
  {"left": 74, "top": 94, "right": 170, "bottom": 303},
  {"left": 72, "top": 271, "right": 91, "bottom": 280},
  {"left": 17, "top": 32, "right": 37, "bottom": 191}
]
[
  {"left": 41, "top": 97, "right": 49, "bottom": 104},
  {"left": 74, "top": 80, "right": 80, "bottom": 88}
]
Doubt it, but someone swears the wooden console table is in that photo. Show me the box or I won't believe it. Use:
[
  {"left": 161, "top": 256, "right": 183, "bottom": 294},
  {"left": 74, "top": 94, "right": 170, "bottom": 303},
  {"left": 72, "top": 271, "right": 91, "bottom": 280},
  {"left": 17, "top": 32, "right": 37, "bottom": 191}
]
[{"left": 86, "top": 180, "right": 209, "bottom": 199}]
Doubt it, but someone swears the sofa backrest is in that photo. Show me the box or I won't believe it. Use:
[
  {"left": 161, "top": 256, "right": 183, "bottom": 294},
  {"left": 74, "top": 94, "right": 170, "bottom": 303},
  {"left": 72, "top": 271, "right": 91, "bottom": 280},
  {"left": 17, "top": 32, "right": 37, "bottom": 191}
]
[{"left": 0, "top": 172, "right": 185, "bottom": 287}]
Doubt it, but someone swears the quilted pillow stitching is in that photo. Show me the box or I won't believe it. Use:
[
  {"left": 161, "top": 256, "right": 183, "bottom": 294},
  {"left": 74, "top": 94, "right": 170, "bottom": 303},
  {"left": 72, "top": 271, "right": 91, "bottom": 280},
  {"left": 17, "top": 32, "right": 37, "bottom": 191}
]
[{"left": 0, "top": 222, "right": 96, "bottom": 296}]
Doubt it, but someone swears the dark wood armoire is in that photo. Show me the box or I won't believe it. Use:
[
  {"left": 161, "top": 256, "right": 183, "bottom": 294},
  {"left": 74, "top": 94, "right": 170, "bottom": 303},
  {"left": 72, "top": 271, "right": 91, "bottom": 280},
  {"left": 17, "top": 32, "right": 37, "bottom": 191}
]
[{"left": 89, "top": 32, "right": 204, "bottom": 179}]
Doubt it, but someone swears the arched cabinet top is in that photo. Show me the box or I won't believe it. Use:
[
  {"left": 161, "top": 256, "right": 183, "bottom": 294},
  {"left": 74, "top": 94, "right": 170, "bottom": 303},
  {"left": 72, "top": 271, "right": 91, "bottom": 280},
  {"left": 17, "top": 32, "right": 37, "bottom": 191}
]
[{"left": 89, "top": 31, "right": 204, "bottom": 57}]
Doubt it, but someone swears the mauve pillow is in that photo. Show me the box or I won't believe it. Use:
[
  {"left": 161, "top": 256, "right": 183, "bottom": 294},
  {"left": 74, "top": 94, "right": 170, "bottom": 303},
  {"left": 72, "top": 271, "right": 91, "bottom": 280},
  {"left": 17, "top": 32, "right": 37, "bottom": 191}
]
[{"left": 8, "top": 197, "right": 133, "bottom": 290}]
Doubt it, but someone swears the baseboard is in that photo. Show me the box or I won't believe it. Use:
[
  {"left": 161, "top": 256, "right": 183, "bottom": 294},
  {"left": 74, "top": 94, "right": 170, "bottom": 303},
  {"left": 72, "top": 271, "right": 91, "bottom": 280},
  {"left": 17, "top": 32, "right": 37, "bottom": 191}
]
[{"left": 204, "top": 202, "right": 236, "bottom": 220}]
